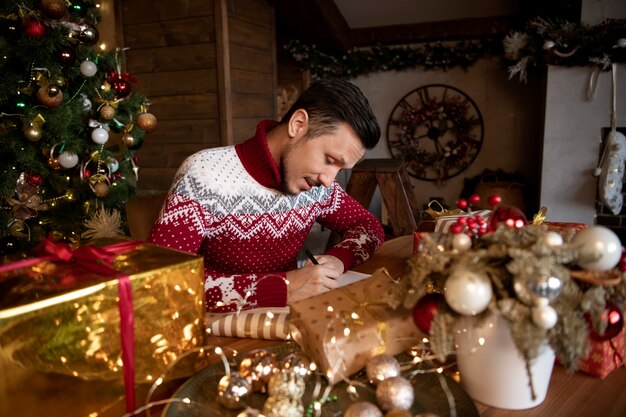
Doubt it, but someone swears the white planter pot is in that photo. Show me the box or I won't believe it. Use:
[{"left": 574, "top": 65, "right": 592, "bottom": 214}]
[{"left": 455, "top": 313, "right": 555, "bottom": 410}]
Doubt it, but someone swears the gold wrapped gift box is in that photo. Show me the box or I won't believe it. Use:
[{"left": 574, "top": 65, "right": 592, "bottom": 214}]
[
  {"left": 0, "top": 241, "right": 206, "bottom": 383},
  {"left": 290, "top": 269, "right": 420, "bottom": 385}
]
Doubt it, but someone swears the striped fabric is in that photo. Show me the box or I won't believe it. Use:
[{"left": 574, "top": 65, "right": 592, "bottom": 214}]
[
  {"left": 206, "top": 307, "right": 291, "bottom": 340},
  {"left": 434, "top": 209, "right": 492, "bottom": 233}
]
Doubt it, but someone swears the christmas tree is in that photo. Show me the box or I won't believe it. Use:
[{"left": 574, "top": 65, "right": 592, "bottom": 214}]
[{"left": 0, "top": 0, "right": 157, "bottom": 255}]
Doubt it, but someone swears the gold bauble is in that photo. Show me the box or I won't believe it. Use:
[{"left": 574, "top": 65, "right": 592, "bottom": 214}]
[
  {"left": 121, "top": 133, "right": 139, "bottom": 148},
  {"left": 41, "top": 0, "right": 67, "bottom": 19},
  {"left": 23, "top": 125, "right": 43, "bottom": 142},
  {"left": 136, "top": 113, "right": 157, "bottom": 132},
  {"left": 37, "top": 86, "right": 63, "bottom": 108},
  {"left": 93, "top": 181, "right": 110, "bottom": 198},
  {"left": 100, "top": 104, "right": 116, "bottom": 120}
]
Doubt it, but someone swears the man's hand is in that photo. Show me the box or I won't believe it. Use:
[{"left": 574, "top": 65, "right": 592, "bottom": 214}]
[{"left": 286, "top": 255, "right": 344, "bottom": 302}]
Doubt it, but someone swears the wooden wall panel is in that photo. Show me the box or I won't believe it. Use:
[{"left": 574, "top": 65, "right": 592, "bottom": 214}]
[
  {"left": 125, "top": 44, "right": 217, "bottom": 73},
  {"left": 134, "top": 69, "right": 218, "bottom": 97},
  {"left": 124, "top": 18, "right": 215, "bottom": 48},
  {"left": 147, "top": 120, "right": 220, "bottom": 145},
  {"left": 121, "top": 0, "right": 212, "bottom": 24}
]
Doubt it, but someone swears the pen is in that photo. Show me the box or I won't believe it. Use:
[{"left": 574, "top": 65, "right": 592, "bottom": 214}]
[{"left": 305, "top": 249, "right": 319, "bottom": 265}]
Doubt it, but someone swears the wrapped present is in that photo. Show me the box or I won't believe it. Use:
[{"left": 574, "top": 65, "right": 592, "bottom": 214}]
[
  {"left": 434, "top": 209, "right": 492, "bottom": 233},
  {"left": 206, "top": 307, "right": 291, "bottom": 340},
  {"left": 290, "top": 268, "right": 420, "bottom": 385},
  {"left": 578, "top": 329, "right": 625, "bottom": 378},
  {"left": 0, "top": 238, "right": 206, "bottom": 411}
]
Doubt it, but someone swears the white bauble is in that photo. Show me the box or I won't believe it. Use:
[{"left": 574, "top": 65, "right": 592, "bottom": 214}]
[
  {"left": 106, "top": 157, "right": 119, "bottom": 173},
  {"left": 91, "top": 127, "right": 109, "bottom": 144},
  {"left": 543, "top": 231, "right": 563, "bottom": 247},
  {"left": 58, "top": 151, "right": 79, "bottom": 168},
  {"left": 452, "top": 233, "right": 472, "bottom": 251},
  {"left": 532, "top": 298, "right": 558, "bottom": 329},
  {"left": 79, "top": 60, "right": 98, "bottom": 77},
  {"left": 444, "top": 268, "right": 493, "bottom": 316},
  {"left": 573, "top": 225, "right": 622, "bottom": 271}
]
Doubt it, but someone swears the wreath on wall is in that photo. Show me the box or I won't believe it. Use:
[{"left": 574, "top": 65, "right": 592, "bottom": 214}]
[{"left": 386, "top": 84, "right": 484, "bottom": 183}]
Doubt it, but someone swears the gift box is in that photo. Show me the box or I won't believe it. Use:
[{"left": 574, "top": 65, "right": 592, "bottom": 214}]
[
  {"left": 206, "top": 307, "right": 291, "bottom": 340},
  {"left": 0, "top": 239, "right": 206, "bottom": 385},
  {"left": 434, "top": 209, "right": 492, "bottom": 233},
  {"left": 577, "top": 329, "right": 625, "bottom": 378},
  {"left": 289, "top": 269, "right": 420, "bottom": 385}
]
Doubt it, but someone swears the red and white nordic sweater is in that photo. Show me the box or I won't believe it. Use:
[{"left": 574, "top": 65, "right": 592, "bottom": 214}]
[{"left": 148, "top": 120, "right": 384, "bottom": 312}]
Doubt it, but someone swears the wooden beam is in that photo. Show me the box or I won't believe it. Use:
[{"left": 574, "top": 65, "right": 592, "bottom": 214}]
[
  {"left": 268, "top": 0, "right": 351, "bottom": 54},
  {"left": 350, "top": 16, "right": 518, "bottom": 47},
  {"left": 215, "top": 0, "right": 233, "bottom": 145}
]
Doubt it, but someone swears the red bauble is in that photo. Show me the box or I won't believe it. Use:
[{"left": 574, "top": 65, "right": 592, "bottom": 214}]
[
  {"left": 111, "top": 79, "right": 131, "bottom": 97},
  {"left": 487, "top": 194, "right": 502, "bottom": 207},
  {"left": 488, "top": 206, "right": 527, "bottom": 231},
  {"left": 25, "top": 173, "right": 44, "bottom": 186},
  {"left": 589, "top": 302, "right": 624, "bottom": 341},
  {"left": 25, "top": 20, "right": 46, "bottom": 38},
  {"left": 412, "top": 293, "right": 445, "bottom": 334}
]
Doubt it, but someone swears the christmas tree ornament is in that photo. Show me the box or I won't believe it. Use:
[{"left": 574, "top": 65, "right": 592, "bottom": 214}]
[
  {"left": 452, "top": 232, "right": 472, "bottom": 251},
  {"left": 542, "top": 231, "right": 564, "bottom": 247},
  {"left": 91, "top": 127, "right": 109, "bottom": 144},
  {"left": 531, "top": 298, "right": 558, "bottom": 329},
  {"left": 58, "top": 151, "right": 79, "bottom": 169},
  {"left": 238, "top": 349, "right": 279, "bottom": 392},
  {"left": 80, "top": 60, "right": 98, "bottom": 77},
  {"left": 589, "top": 302, "right": 624, "bottom": 341},
  {"left": 25, "top": 173, "right": 44, "bottom": 187},
  {"left": 412, "top": 292, "right": 445, "bottom": 334},
  {"left": 25, "top": 20, "right": 46, "bottom": 38},
  {"left": 112, "top": 78, "right": 132, "bottom": 97},
  {"left": 36, "top": 86, "right": 63, "bottom": 108},
  {"left": 267, "top": 369, "right": 305, "bottom": 398},
  {"left": 136, "top": 112, "right": 157, "bottom": 132},
  {"left": 41, "top": 0, "right": 67, "bottom": 19},
  {"left": 82, "top": 207, "right": 124, "bottom": 240},
  {"left": 56, "top": 47, "right": 77, "bottom": 66},
  {"left": 52, "top": 75, "right": 68, "bottom": 90},
  {"left": 573, "top": 225, "right": 622, "bottom": 271},
  {"left": 444, "top": 267, "right": 493, "bottom": 316},
  {"left": 77, "top": 23, "right": 99, "bottom": 45},
  {"left": 121, "top": 132, "right": 143, "bottom": 149},
  {"left": 106, "top": 157, "right": 120, "bottom": 173},
  {"left": 280, "top": 351, "right": 313, "bottom": 379},
  {"left": 217, "top": 373, "right": 251, "bottom": 410},
  {"left": 376, "top": 376, "right": 414, "bottom": 411},
  {"left": 365, "top": 353, "right": 401, "bottom": 384},
  {"left": 23, "top": 123, "right": 43, "bottom": 142},
  {"left": 344, "top": 401, "right": 383, "bottom": 417},
  {"left": 48, "top": 155, "right": 62, "bottom": 171},
  {"left": 89, "top": 175, "right": 110, "bottom": 198},
  {"left": 384, "top": 409, "right": 412, "bottom": 417},
  {"left": 262, "top": 396, "right": 304, "bottom": 417},
  {"left": 99, "top": 104, "right": 116, "bottom": 120}
]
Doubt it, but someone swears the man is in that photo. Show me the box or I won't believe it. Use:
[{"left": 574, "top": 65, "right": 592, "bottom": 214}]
[{"left": 148, "top": 79, "right": 385, "bottom": 312}]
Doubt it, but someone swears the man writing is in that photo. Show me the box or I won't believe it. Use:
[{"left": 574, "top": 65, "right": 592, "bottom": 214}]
[{"left": 148, "top": 79, "right": 384, "bottom": 312}]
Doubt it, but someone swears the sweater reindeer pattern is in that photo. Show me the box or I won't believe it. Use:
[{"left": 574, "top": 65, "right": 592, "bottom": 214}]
[{"left": 148, "top": 120, "right": 384, "bottom": 312}]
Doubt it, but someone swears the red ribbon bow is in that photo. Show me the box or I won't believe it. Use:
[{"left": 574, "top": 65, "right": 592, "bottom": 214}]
[{"left": 106, "top": 70, "right": 138, "bottom": 84}]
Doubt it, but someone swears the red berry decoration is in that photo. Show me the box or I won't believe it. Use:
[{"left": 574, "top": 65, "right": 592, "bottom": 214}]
[
  {"left": 469, "top": 194, "right": 480, "bottom": 206},
  {"left": 457, "top": 198, "right": 468, "bottom": 210},
  {"left": 488, "top": 206, "right": 527, "bottom": 231},
  {"left": 25, "top": 20, "right": 46, "bottom": 38},
  {"left": 111, "top": 78, "right": 131, "bottom": 97},
  {"left": 412, "top": 293, "right": 445, "bottom": 334},
  {"left": 588, "top": 302, "right": 624, "bottom": 341},
  {"left": 487, "top": 194, "right": 502, "bottom": 207},
  {"left": 25, "top": 173, "right": 44, "bottom": 186}
]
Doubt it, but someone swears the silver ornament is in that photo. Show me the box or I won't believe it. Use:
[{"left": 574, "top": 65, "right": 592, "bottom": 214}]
[
  {"left": 239, "top": 349, "right": 279, "bottom": 392},
  {"left": 280, "top": 351, "right": 313, "bottom": 379},
  {"left": 267, "top": 369, "right": 305, "bottom": 399},
  {"left": 262, "top": 396, "right": 304, "bottom": 417},
  {"left": 366, "top": 353, "right": 401, "bottom": 384},
  {"left": 217, "top": 373, "right": 251, "bottom": 410},
  {"left": 344, "top": 401, "right": 383, "bottom": 417},
  {"left": 376, "top": 376, "right": 414, "bottom": 411},
  {"left": 513, "top": 274, "right": 562, "bottom": 304}
]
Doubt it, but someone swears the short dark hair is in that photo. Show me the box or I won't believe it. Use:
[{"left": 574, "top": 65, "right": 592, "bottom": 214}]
[{"left": 280, "top": 79, "right": 381, "bottom": 149}]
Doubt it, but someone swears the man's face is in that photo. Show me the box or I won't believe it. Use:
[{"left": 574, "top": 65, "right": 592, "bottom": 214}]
[{"left": 280, "top": 123, "right": 365, "bottom": 195}]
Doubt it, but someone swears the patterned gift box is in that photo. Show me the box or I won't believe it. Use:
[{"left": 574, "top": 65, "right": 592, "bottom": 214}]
[
  {"left": 434, "top": 209, "right": 492, "bottom": 233},
  {"left": 578, "top": 329, "right": 625, "bottom": 379},
  {"left": 0, "top": 240, "right": 206, "bottom": 384},
  {"left": 206, "top": 307, "right": 291, "bottom": 340},
  {"left": 290, "top": 269, "right": 420, "bottom": 385}
]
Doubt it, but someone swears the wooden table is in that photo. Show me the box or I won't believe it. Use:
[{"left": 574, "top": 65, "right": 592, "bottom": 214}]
[{"left": 2, "top": 235, "right": 626, "bottom": 417}]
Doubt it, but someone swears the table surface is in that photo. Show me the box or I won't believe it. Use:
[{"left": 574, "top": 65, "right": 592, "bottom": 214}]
[{"left": 2, "top": 235, "right": 626, "bottom": 417}]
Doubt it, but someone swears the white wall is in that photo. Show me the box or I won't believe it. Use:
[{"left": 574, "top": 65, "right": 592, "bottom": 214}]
[{"left": 352, "top": 58, "right": 543, "bottom": 217}]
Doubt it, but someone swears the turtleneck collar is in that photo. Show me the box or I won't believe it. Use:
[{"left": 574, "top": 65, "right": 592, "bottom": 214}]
[{"left": 235, "top": 120, "right": 282, "bottom": 189}]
